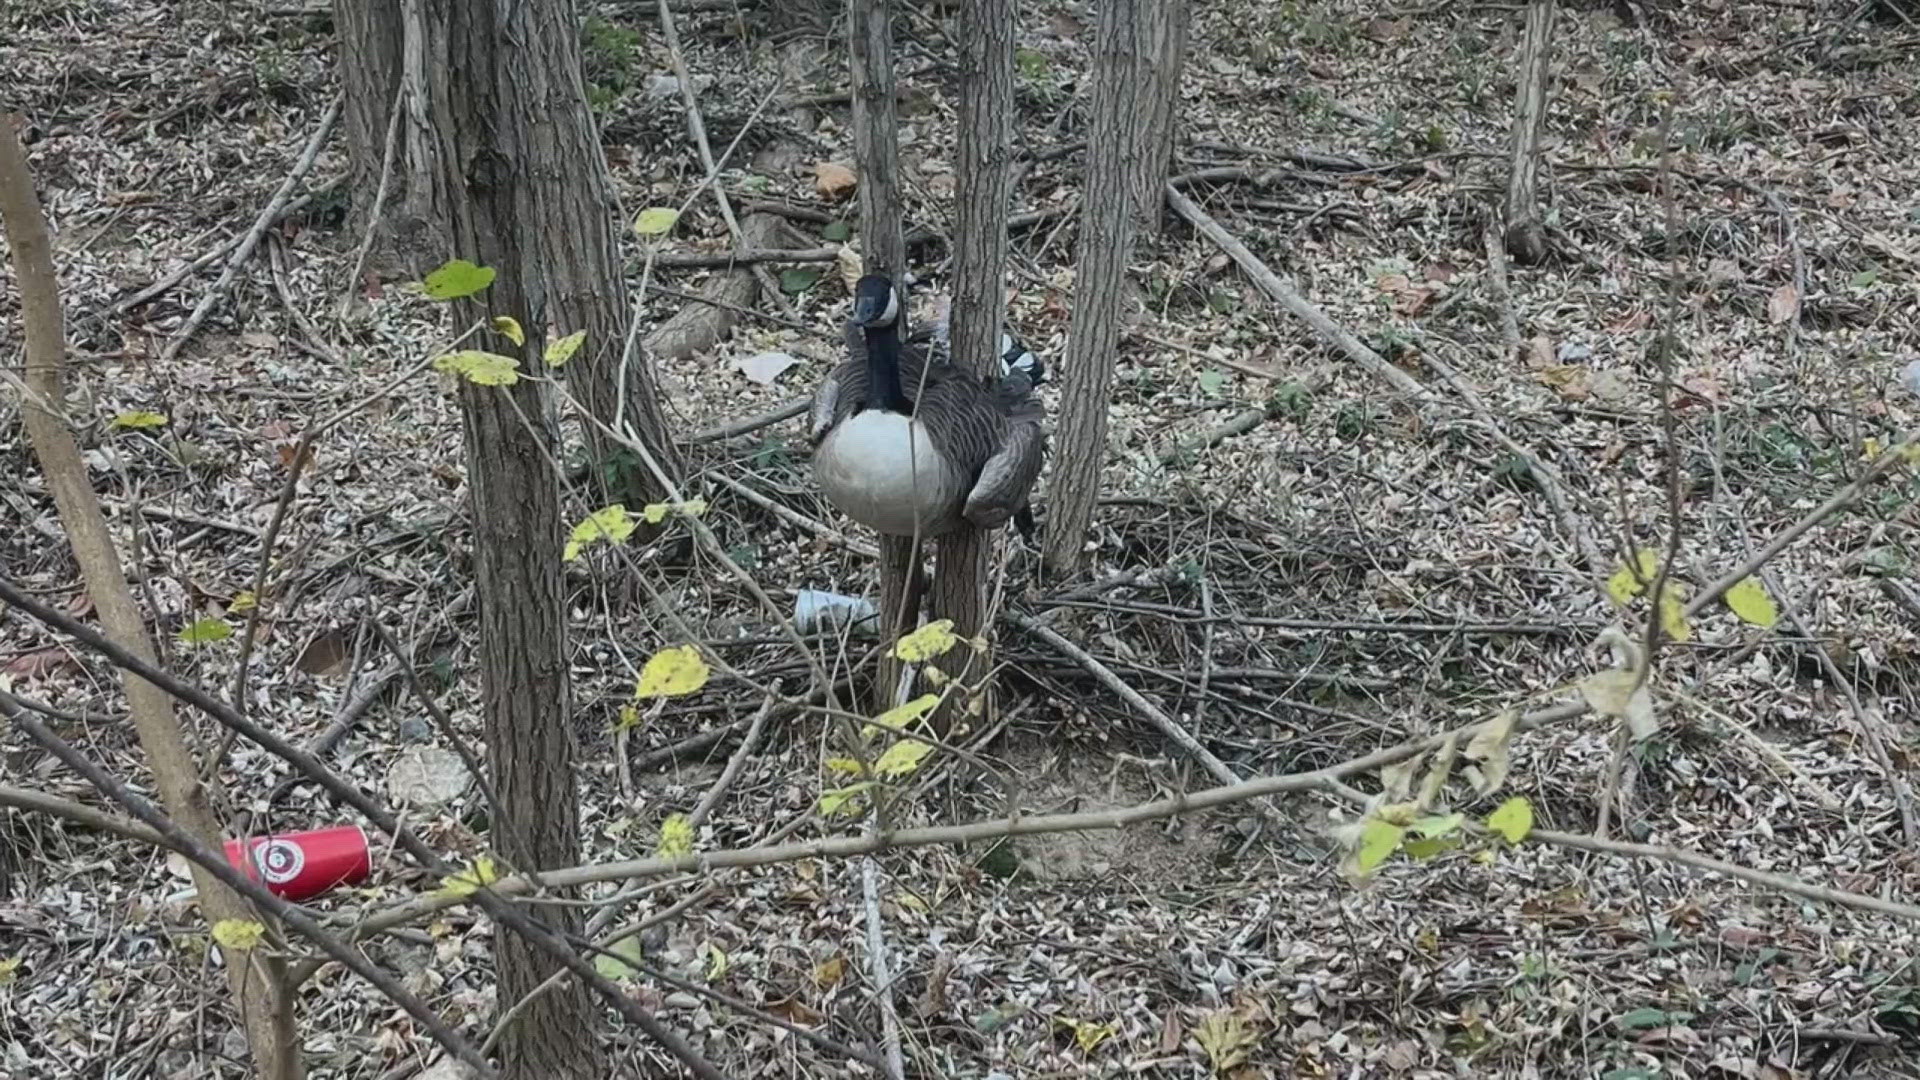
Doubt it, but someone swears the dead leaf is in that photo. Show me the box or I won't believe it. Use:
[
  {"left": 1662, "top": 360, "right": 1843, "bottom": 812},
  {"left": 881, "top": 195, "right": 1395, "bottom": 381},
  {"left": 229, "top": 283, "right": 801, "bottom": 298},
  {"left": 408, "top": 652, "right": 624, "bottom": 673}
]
[
  {"left": 3, "top": 648, "right": 77, "bottom": 681},
  {"left": 1524, "top": 335, "right": 1554, "bottom": 369},
  {"left": 1534, "top": 364, "right": 1590, "bottom": 400},
  {"left": 1463, "top": 709, "right": 1517, "bottom": 796},
  {"left": 814, "top": 161, "right": 858, "bottom": 202},
  {"left": 1588, "top": 368, "right": 1632, "bottom": 404},
  {"left": 1364, "top": 17, "right": 1410, "bottom": 41},
  {"left": 1047, "top": 10, "right": 1082, "bottom": 36},
  {"left": 734, "top": 351, "right": 800, "bottom": 386},
  {"left": 1580, "top": 668, "right": 1659, "bottom": 740},
  {"left": 294, "top": 630, "right": 351, "bottom": 677},
  {"left": 1767, "top": 283, "right": 1800, "bottom": 324},
  {"left": 835, "top": 244, "right": 862, "bottom": 294}
]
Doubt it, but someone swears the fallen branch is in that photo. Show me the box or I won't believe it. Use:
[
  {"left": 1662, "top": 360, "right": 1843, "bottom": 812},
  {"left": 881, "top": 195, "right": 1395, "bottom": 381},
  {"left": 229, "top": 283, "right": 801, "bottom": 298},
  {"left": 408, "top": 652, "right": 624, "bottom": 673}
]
[
  {"left": 685, "top": 396, "right": 810, "bottom": 443},
  {"left": 161, "top": 95, "right": 341, "bottom": 362},
  {"left": 649, "top": 245, "right": 842, "bottom": 269},
  {"left": 1166, "top": 184, "right": 1434, "bottom": 401}
]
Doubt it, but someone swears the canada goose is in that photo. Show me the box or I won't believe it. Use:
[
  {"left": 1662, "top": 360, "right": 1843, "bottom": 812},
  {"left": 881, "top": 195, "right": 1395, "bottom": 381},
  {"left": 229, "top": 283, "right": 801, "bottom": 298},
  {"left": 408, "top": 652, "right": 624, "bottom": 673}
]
[{"left": 809, "top": 273, "right": 1047, "bottom": 540}]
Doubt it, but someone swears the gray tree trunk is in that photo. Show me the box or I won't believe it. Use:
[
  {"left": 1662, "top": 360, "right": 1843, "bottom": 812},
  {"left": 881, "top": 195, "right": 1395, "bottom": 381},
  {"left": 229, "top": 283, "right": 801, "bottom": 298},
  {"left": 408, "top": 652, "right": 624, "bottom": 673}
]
[
  {"left": 421, "top": 0, "right": 605, "bottom": 1073},
  {"left": 1043, "top": 0, "right": 1170, "bottom": 576},
  {"left": 847, "top": 0, "right": 919, "bottom": 705},
  {"left": 931, "top": 0, "right": 1015, "bottom": 728},
  {"left": 1504, "top": 0, "right": 1556, "bottom": 266}
]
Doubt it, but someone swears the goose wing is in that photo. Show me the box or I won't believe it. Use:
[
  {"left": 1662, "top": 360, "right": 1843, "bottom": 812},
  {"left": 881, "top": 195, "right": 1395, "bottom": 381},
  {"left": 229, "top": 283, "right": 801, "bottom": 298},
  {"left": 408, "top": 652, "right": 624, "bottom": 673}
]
[
  {"left": 962, "top": 415, "right": 1046, "bottom": 530},
  {"left": 807, "top": 329, "right": 934, "bottom": 447}
]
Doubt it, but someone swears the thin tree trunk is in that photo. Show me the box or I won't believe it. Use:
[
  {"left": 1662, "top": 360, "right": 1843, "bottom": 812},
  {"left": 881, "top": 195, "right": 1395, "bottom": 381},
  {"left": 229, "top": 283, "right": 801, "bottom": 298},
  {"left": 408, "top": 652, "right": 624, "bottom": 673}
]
[
  {"left": 1042, "top": 0, "right": 1162, "bottom": 577},
  {"left": 339, "top": 0, "right": 677, "bottom": 506},
  {"left": 847, "top": 0, "right": 918, "bottom": 704},
  {"left": 1125, "top": 0, "right": 1188, "bottom": 238},
  {"left": 1504, "top": 0, "right": 1556, "bottom": 266},
  {"left": 0, "top": 116, "right": 303, "bottom": 1080},
  {"left": 422, "top": 0, "right": 604, "bottom": 1073},
  {"left": 931, "top": 0, "right": 1015, "bottom": 731}
]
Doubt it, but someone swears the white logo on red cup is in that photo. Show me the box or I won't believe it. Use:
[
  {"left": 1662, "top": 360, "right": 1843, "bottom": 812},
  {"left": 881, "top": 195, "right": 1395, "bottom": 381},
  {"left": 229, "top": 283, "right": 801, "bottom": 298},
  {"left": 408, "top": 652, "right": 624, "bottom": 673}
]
[{"left": 251, "top": 838, "right": 307, "bottom": 884}]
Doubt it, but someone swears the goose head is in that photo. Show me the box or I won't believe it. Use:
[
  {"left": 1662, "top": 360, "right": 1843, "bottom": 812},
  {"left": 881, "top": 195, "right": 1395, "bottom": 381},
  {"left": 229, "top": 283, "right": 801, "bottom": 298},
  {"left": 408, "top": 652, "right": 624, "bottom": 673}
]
[{"left": 851, "top": 273, "right": 902, "bottom": 330}]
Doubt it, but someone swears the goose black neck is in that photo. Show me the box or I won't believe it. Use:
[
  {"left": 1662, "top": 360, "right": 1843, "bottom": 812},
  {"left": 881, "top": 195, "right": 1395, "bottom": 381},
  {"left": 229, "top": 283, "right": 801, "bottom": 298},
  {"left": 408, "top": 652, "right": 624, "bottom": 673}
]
[{"left": 864, "top": 321, "right": 912, "bottom": 414}]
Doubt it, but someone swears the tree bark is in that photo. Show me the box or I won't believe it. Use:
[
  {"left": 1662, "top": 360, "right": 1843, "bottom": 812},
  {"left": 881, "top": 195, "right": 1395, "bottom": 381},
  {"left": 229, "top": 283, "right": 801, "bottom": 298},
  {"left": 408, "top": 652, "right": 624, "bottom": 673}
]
[
  {"left": 847, "top": 0, "right": 919, "bottom": 705},
  {"left": 1504, "top": 0, "right": 1556, "bottom": 266},
  {"left": 0, "top": 116, "right": 303, "bottom": 1080},
  {"left": 931, "top": 0, "right": 1015, "bottom": 730},
  {"left": 338, "top": 0, "right": 678, "bottom": 506},
  {"left": 1043, "top": 0, "right": 1158, "bottom": 578},
  {"left": 1124, "top": 0, "right": 1188, "bottom": 238},
  {"left": 420, "top": 1, "right": 604, "bottom": 1074}
]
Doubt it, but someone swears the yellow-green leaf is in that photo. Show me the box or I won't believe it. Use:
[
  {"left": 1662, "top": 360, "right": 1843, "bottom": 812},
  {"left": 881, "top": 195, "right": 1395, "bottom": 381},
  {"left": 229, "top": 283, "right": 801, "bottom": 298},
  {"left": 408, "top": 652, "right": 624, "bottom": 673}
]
[
  {"left": 894, "top": 619, "right": 958, "bottom": 662},
  {"left": 1054, "top": 1016, "right": 1115, "bottom": 1054},
  {"left": 432, "top": 349, "right": 521, "bottom": 386},
  {"left": 177, "top": 618, "right": 232, "bottom": 645},
  {"left": 655, "top": 813, "right": 695, "bottom": 859},
  {"left": 1410, "top": 813, "right": 1464, "bottom": 839},
  {"left": 674, "top": 498, "right": 708, "bottom": 518},
  {"left": 420, "top": 258, "right": 496, "bottom": 300},
  {"left": 641, "top": 502, "right": 670, "bottom": 525},
  {"left": 110, "top": 410, "right": 169, "bottom": 429},
  {"left": 227, "top": 590, "right": 257, "bottom": 614},
  {"left": 818, "top": 782, "right": 874, "bottom": 817},
  {"left": 490, "top": 315, "right": 525, "bottom": 346},
  {"left": 868, "top": 693, "right": 939, "bottom": 733},
  {"left": 1403, "top": 836, "right": 1461, "bottom": 860},
  {"left": 633, "top": 206, "right": 681, "bottom": 236},
  {"left": 594, "top": 935, "right": 645, "bottom": 980},
  {"left": 1486, "top": 796, "right": 1534, "bottom": 844},
  {"left": 823, "top": 756, "right": 867, "bottom": 777},
  {"left": 635, "top": 644, "right": 710, "bottom": 698},
  {"left": 564, "top": 504, "right": 636, "bottom": 561},
  {"left": 1606, "top": 548, "right": 1660, "bottom": 605},
  {"left": 1355, "top": 818, "right": 1406, "bottom": 874},
  {"left": 703, "top": 942, "right": 729, "bottom": 982},
  {"left": 545, "top": 329, "right": 587, "bottom": 367},
  {"left": 1658, "top": 587, "right": 1690, "bottom": 643},
  {"left": 0, "top": 957, "right": 18, "bottom": 987},
  {"left": 873, "top": 735, "right": 933, "bottom": 777},
  {"left": 437, "top": 856, "right": 500, "bottom": 899},
  {"left": 1724, "top": 577, "right": 1778, "bottom": 628},
  {"left": 614, "top": 703, "right": 641, "bottom": 731},
  {"left": 212, "top": 919, "right": 267, "bottom": 952},
  {"left": 813, "top": 953, "right": 847, "bottom": 988}
]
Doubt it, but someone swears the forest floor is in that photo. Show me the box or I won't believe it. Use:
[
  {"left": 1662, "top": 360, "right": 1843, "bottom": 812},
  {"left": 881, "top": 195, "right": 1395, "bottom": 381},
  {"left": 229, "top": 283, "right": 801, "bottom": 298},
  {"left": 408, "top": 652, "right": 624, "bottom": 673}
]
[{"left": 5, "top": 0, "right": 1920, "bottom": 1077}]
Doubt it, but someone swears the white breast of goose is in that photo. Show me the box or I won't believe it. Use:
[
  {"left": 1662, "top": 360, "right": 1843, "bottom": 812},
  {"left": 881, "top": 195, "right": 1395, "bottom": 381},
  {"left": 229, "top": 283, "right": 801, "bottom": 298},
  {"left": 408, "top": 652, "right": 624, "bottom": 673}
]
[{"left": 813, "top": 410, "right": 967, "bottom": 537}]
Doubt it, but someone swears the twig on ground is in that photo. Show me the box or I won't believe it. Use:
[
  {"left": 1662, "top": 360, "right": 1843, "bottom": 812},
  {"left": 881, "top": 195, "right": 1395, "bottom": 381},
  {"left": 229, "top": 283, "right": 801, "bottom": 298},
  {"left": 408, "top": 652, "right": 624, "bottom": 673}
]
[
  {"left": 685, "top": 397, "right": 810, "bottom": 444},
  {"left": 337, "top": 75, "right": 407, "bottom": 319},
  {"left": 1166, "top": 184, "right": 1434, "bottom": 401},
  {"left": 161, "top": 95, "right": 341, "bottom": 362},
  {"left": 861, "top": 852, "right": 908, "bottom": 1080},
  {"left": 649, "top": 246, "right": 842, "bottom": 269},
  {"left": 1481, "top": 222, "right": 1524, "bottom": 361},
  {"left": 687, "top": 687, "right": 780, "bottom": 828},
  {"left": 710, "top": 472, "right": 880, "bottom": 558},
  {"left": 1008, "top": 611, "right": 1290, "bottom": 830}
]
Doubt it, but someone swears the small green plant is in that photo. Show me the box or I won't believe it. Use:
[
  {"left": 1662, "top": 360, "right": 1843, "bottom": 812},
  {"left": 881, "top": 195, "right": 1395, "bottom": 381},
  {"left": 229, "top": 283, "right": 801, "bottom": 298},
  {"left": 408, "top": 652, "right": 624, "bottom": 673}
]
[{"left": 1333, "top": 402, "right": 1380, "bottom": 440}]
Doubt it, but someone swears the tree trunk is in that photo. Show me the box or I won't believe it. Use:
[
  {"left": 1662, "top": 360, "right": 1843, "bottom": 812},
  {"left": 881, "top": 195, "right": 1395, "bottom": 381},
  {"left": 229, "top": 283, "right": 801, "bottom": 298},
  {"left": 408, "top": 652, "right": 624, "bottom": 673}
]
[
  {"left": 1504, "top": 0, "right": 1556, "bottom": 266},
  {"left": 1124, "top": 0, "right": 1188, "bottom": 238},
  {"left": 421, "top": 0, "right": 604, "bottom": 1074},
  {"left": 1043, "top": 0, "right": 1164, "bottom": 578},
  {"left": 931, "top": 0, "right": 1015, "bottom": 731},
  {"left": 847, "top": 0, "right": 920, "bottom": 705},
  {"left": 337, "top": 0, "right": 678, "bottom": 506}
]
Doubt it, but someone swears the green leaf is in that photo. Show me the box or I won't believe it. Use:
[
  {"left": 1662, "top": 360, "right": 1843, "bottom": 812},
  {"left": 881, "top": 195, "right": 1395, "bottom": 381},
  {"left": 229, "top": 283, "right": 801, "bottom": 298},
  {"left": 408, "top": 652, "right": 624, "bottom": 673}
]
[
  {"left": 893, "top": 620, "right": 958, "bottom": 662},
  {"left": 431, "top": 350, "right": 521, "bottom": 386},
  {"left": 779, "top": 267, "right": 823, "bottom": 295},
  {"left": 110, "top": 410, "right": 169, "bottom": 429},
  {"left": 821, "top": 220, "right": 852, "bottom": 243},
  {"left": 564, "top": 504, "right": 636, "bottom": 561},
  {"left": 655, "top": 813, "right": 695, "bottom": 858},
  {"left": 1851, "top": 269, "right": 1879, "bottom": 289},
  {"left": 868, "top": 693, "right": 940, "bottom": 733},
  {"left": 490, "top": 315, "right": 525, "bottom": 346},
  {"left": 633, "top": 207, "right": 681, "bottom": 236},
  {"left": 594, "top": 935, "right": 645, "bottom": 980},
  {"left": 1616, "top": 1007, "right": 1692, "bottom": 1032},
  {"left": 420, "top": 259, "right": 496, "bottom": 301},
  {"left": 1197, "top": 369, "right": 1226, "bottom": 396},
  {"left": 436, "top": 856, "right": 500, "bottom": 898},
  {"left": 177, "top": 618, "right": 233, "bottom": 645},
  {"left": 818, "top": 782, "right": 875, "bottom": 817},
  {"left": 1605, "top": 548, "right": 1660, "bottom": 606},
  {"left": 212, "top": 919, "right": 266, "bottom": 951},
  {"left": 1355, "top": 818, "right": 1406, "bottom": 874},
  {"left": 545, "top": 329, "right": 587, "bottom": 367},
  {"left": 1410, "top": 813, "right": 1464, "bottom": 839},
  {"left": 635, "top": 644, "right": 710, "bottom": 698},
  {"left": 1486, "top": 796, "right": 1534, "bottom": 844},
  {"left": 1724, "top": 577, "right": 1778, "bottom": 628},
  {"left": 873, "top": 735, "right": 934, "bottom": 777},
  {"left": 703, "top": 941, "right": 729, "bottom": 982},
  {"left": 1402, "top": 836, "right": 1461, "bottom": 860},
  {"left": 0, "top": 957, "right": 18, "bottom": 987},
  {"left": 1658, "top": 586, "right": 1690, "bottom": 643}
]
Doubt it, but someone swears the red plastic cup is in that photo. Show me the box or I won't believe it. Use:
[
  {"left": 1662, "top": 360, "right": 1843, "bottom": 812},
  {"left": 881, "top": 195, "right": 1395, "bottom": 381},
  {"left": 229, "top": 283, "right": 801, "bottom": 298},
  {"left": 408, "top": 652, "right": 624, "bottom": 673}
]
[{"left": 223, "top": 825, "right": 372, "bottom": 902}]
